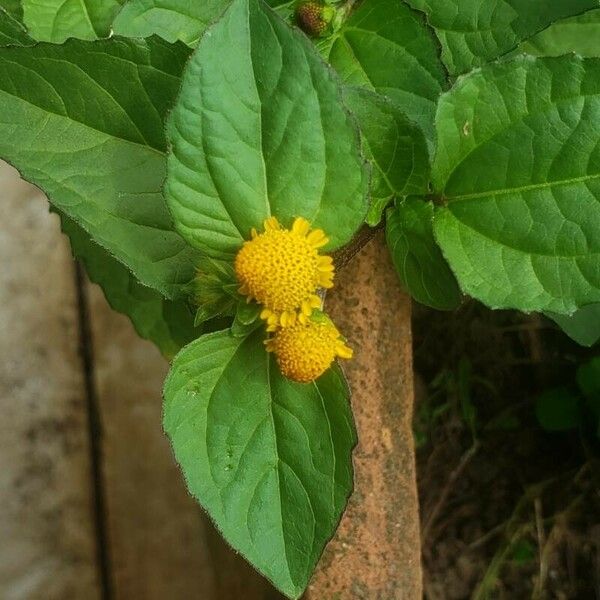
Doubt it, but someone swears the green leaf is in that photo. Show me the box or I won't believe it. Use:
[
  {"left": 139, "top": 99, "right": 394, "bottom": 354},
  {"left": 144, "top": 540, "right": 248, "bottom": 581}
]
[
  {"left": 577, "top": 357, "right": 600, "bottom": 437},
  {"left": 406, "top": 0, "right": 599, "bottom": 76},
  {"left": 576, "top": 356, "right": 600, "bottom": 411},
  {"left": 265, "top": 0, "right": 294, "bottom": 21},
  {"left": 433, "top": 55, "right": 600, "bottom": 314},
  {"left": 23, "top": 0, "right": 123, "bottom": 42},
  {"left": 517, "top": 9, "right": 600, "bottom": 58},
  {"left": 0, "top": 36, "right": 203, "bottom": 299},
  {"left": 163, "top": 329, "right": 356, "bottom": 599},
  {"left": 0, "top": 0, "right": 23, "bottom": 21},
  {"left": 535, "top": 387, "right": 582, "bottom": 431},
  {"left": 165, "top": 0, "right": 368, "bottom": 259},
  {"left": 323, "top": 0, "right": 446, "bottom": 141},
  {"left": 342, "top": 86, "right": 430, "bottom": 226},
  {"left": 387, "top": 197, "right": 461, "bottom": 310},
  {"left": 231, "top": 300, "right": 262, "bottom": 337},
  {"left": 510, "top": 539, "right": 536, "bottom": 564},
  {"left": 60, "top": 211, "right": 199, "bottom": 359},
  {"left": 112, "top": 0, "right": 230, "bottom": 45},
  {"left": 0, "top": 6, "right": 33, "bottom": 44},
  {"left": 547, "top": 304, "right": 600, "bottom": 347},
  {"left": 112, "top": 0, "right": 290, "bottom": 45}
]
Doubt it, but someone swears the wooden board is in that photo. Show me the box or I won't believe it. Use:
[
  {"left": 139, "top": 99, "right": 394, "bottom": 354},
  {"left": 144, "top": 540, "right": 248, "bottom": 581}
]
[
  {"left": 85, "top": 282, "right": 219, "bottom": 599},
  {"left": 0, "top": 162, "right": 101, "bottom": 600}
]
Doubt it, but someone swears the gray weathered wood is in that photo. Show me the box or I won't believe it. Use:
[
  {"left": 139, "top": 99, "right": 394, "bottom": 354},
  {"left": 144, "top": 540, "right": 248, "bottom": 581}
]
[
  {"left": 0, "top": 161, "right": 101, "bottom": 600},
  {"left": 85, "top": 282, "right": 220, "bottom": 600}
]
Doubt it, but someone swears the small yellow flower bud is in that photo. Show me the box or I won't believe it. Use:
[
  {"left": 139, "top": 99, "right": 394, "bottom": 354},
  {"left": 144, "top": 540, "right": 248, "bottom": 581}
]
[{"left": 265, "top": 316, "right": 352, "bottom": 383}]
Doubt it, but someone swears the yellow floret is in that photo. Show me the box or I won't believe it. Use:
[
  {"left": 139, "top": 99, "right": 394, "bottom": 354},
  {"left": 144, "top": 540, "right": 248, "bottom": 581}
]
[
  {"left": 265, "top": 317, "right": 353, "bottom": 383},
  {"left": 235, "top": 216, "right": 335, "bottom": 328}
]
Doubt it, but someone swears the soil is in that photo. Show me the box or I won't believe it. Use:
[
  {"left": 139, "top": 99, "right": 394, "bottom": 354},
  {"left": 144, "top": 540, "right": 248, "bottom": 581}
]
[{"left": 413, "top": 302, "right": 600, "bottom": 600}]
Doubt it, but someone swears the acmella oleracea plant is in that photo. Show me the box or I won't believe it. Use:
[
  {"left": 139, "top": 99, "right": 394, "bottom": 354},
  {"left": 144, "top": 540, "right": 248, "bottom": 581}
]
[{"left": 2, "top": 0, "right": 600, "bottom": 596}]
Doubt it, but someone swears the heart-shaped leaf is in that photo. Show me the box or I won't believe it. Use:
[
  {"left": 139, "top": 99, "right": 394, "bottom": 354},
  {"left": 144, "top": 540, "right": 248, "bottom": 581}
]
[
  {"left": 433, "top": 55, "right": 600, "bottom": 314},
  {"left": 164, "top": 328, "right": 356, "bottom": 599},
  {"left": 323, "top": 0, "right": 447, "bottom": 142}
]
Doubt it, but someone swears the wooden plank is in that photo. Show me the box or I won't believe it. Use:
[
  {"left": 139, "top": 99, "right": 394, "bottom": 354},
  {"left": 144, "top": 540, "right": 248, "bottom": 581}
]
[
  {"left": 308, "top": 234, "right": 422, "bottom": 599},
  {"left": 85, "top": 282, "right": 218, "bottom": 600},
  {"left": 0, "top": 162, "right": 101, "bottom": 600}
]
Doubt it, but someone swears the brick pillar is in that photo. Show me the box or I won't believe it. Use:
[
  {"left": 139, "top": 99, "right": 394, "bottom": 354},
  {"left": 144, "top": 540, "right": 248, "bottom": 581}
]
[{"left": 307, "top": 233, "right": 422, "bottom": 600}]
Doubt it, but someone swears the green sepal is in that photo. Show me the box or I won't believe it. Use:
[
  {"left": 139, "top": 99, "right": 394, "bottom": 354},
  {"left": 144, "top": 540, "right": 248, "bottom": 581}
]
[
  {"left": 236, "top": 300, "right": 262, "bottom": 325},
  {"left": 192, "top": 257, "right": 239, "bottom": 326},
  {"left": 231, "top": 302, "right": 263, "bottom": 338},
  {"left": 194, "top": 304, "right": 232, "bottom": 328}
]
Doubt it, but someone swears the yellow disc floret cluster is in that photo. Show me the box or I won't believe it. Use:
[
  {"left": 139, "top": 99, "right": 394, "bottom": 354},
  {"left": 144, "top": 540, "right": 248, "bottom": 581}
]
[
  {"left": 234, "top": 215, "right": 353, "bottom": 383},
  {"left": 265, "top": 316, "right": 353, "bottom": 383},
  {"left": 235, "top": 216, "right": 334, "bottom": 329}
]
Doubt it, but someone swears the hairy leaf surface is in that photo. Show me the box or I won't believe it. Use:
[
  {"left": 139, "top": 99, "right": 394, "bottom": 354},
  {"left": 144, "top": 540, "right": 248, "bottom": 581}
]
[
  {"left": 23, "top": 0, "right": 123, "bottom": 42},
  {"left": 343, "top": 87, "right": 430, "bottom": 225},
  {"left": 166, "top": 0, "right": 368, "bottom": 258},
  {"left": 387, "top": 198, "right": 460, "bottom": 310},
  {"left": 323, "top": 0, "right": 446, "bottom": 141},
  {"left": 433, "top": 55, "right": 600, "bottom": 314},
  {"left": 406, "top": 0, "right": 598, "bottom": 75},
  {"left": 164, "top": 329, "right": 356, "bottom": 599},
  {"left": 60, "top": 212, "right": 199, "bottom": 358},
  {"left": 0, "top": 37, "right": 202, "bottom": 298}
]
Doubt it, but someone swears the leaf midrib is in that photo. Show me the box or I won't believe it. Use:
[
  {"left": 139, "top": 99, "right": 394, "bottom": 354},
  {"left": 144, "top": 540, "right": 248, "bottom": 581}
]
[
  {"left": 446, "top": 171, "right": 600, "bottom": 202},
  {"left": 265, "top": 355, "right": 309, "bottom": 596},
  {"left": 0, "top": 83, "right": 164, "bottom": 157},
  {"left": 247, "top": 0, "right": 271, "bottom": 221},
  {"left": 442, "top": 206, "right": 600, "bottom": 260},
  {"left": 0, "top": 41, "right": 187, "bottom": 155},
  {"left": 436, "top": 57, "right": 600, "bottom": 192}
]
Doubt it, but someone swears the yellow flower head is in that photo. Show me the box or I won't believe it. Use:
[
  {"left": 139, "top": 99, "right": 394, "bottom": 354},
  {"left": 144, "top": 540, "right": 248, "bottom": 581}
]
[
  {"left": 265, "top": 315, "right": 353, "bottom": 383},
  {"left": 235, "top": 216, "right": 334, "bottom": 330}
]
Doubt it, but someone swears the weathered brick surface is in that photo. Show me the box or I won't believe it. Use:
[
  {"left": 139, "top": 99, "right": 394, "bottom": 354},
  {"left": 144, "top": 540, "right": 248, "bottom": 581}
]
[{"left": 308, "top": 234, "right": 421, "bottom": 600}]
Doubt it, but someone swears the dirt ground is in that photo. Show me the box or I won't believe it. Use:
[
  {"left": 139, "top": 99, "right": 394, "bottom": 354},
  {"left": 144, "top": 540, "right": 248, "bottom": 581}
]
[{"left": 413, "top": 302, "right": 600, "bottom": 600}]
